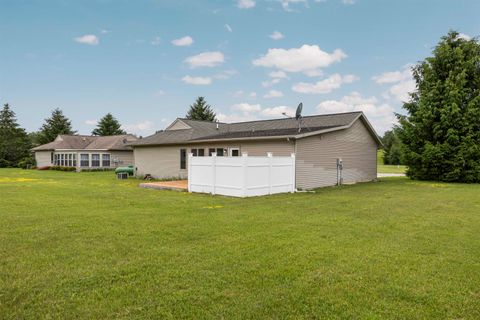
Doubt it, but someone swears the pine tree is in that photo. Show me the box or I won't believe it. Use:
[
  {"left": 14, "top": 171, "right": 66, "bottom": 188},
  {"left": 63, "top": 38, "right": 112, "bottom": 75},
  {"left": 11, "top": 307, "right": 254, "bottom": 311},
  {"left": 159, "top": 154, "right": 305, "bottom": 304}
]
[
  {"left": 397, "top": 31, "right": 480, "bottom": 182},
  {"left": 92, "top": 113, "right": 126, "bottom": 136},
  {"left": 38, "top": 108, "right": 76, "bottom": 144},
  {"left": 185, "top": 97, "right": 216, "bottom": 121},
  {"left": 0, "top": 104, "right": 31, "bottom": 167},
  {"left": 381, "top": 130, "right": 404, "bottom": 165}
]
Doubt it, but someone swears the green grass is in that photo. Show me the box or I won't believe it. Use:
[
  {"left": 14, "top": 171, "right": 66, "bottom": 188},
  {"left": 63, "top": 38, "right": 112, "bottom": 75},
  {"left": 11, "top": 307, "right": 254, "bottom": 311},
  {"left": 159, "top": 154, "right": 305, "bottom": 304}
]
[
  {"left": 377, "top": 150, "right": 407, "bottom": 174},
  {"left": 1, "top": 169, "right": 480, "bottom": 319}
]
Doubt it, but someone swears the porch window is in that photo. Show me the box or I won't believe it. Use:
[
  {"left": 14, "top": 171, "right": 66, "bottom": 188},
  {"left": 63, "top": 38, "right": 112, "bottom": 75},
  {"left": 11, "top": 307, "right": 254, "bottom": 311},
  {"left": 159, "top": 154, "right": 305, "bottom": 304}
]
[
  {"left": 102, "top": 154, "right": 110, "bottom": 167},
  {"left": 230, "top": 148, "right": 240, "bottom": 157},
  {"left": 80, "top": 154, "right": 89, "bottom": 167},
  {"left": 72, "top": 154, "right": 77, "bottom": 167},
  {"left": 180, "top": 149, "right": 186, "bottom": 169},
  {"left": 91, "top": 154, "right": 100, "bottom": 167},
  {"left": 208, "top": 148, "right": 215, "bottom": 156},
  {"left": 216, "top": 148, "right": 226, "bottom": 156}
]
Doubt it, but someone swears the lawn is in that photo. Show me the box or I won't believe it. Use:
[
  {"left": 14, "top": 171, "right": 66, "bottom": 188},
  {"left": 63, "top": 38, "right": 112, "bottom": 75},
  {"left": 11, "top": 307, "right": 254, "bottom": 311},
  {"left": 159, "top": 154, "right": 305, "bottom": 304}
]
[
  {"left": 377, "top": 150, "right": 407, "bottom": 174},
  {"left": 1, "top": 169, "right": 479, "bottom": 319}
]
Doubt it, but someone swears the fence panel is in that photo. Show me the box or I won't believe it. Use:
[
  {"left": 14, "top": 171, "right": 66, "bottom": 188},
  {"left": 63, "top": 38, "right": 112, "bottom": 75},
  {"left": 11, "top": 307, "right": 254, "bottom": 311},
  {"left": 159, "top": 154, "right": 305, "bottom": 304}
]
[{"left": 188, "top": 153, "right": 295, "bottom": 197}]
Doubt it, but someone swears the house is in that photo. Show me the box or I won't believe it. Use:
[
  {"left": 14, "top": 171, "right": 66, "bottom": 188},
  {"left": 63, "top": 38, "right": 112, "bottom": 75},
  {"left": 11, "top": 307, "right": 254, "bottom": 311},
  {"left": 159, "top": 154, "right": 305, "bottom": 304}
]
[
  {"left": 131, "top": 111, "right": 382, "bottom": 190},
  {"left": 32, "top": 134, "right": 137, "bottom": 170}
]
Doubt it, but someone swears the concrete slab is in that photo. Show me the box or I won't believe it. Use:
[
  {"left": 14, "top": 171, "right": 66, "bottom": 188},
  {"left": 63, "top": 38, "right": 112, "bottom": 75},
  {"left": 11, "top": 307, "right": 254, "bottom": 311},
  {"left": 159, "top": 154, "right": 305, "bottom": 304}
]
[{"left": 139, "top": 180, "right": 188, "bottom": 191}]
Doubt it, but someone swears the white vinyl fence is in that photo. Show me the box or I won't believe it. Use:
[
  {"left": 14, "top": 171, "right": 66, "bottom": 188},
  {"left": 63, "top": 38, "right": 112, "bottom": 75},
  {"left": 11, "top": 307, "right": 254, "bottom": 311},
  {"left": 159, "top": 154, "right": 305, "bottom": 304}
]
[{"left": 188, "top": 153, "right": 296, "bottom": 197}]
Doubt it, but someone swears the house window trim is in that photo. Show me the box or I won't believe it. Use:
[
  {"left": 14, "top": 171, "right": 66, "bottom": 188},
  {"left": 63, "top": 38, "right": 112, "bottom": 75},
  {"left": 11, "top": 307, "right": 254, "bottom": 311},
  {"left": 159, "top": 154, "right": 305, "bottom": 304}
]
[{"left": 180, "top": 148, "right": 187, "bottom": 170}]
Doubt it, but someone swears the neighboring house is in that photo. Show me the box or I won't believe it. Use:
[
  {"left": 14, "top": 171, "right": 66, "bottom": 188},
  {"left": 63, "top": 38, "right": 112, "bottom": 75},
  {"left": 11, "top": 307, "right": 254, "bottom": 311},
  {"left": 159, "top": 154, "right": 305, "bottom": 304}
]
[
  {"left": 131, "top": 111, "right": 382, "bottom": 189},
  {"left": 32, "top": 134, "right": 137, "bottom": 170}
]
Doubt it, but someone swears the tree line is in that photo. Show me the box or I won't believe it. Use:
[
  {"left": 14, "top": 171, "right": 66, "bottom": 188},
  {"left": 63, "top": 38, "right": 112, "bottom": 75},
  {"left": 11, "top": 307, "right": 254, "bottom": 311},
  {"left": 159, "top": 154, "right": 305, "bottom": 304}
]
[{"left": 0, "top": 96, "right": 216, "bottom": 168}]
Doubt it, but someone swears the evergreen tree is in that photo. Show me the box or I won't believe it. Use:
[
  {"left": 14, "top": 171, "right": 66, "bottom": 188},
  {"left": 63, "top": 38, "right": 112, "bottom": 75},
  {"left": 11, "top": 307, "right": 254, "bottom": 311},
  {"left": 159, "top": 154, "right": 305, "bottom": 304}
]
[
  {"left": 397, "top": 31, "right": 480, "bottom": 182},
  {"left": 92, "top": 113, "right": 126, "bottom": 136},
  {"left": 185, "top": 97, "right": 216, "bottom": 121},
  {"left": 38, "top": 108, "right": 76, "bottom": 144},
  {"left": 381, "top": 130, "right": 404, "bottom": 165},
  {"left": 0, "top": 104, "right": 31, "bottom": 167}
]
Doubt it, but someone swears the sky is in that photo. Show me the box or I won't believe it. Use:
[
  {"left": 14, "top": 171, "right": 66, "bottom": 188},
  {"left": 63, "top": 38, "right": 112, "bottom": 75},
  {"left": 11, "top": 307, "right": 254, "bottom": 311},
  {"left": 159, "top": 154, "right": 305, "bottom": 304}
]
[{"left": 1, "top": 0, "right": 479, "bottom": 136}]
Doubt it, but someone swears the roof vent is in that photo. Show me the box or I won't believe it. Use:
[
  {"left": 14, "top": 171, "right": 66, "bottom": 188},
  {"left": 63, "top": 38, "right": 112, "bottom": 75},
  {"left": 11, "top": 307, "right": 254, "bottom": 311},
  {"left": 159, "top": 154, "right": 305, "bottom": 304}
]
[
  {"left": 82, "top": 137, "right": 86, "bottom": 141},
  {"left": 216, "top": 123, "right": 219, "bottom": 130},
  {"left": 123, "top": 139, "right": 127, "bottom": 144}
]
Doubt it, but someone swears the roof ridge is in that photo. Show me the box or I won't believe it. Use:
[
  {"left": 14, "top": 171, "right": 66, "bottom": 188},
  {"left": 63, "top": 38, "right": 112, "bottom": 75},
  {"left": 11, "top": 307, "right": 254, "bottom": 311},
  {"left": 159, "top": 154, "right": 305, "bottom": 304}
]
[
  {"left": 217, "top": 111, "right": 363, "bottom": 125},
  {"left": 179, "top": 118, "right": 227, "bottom": 124}
]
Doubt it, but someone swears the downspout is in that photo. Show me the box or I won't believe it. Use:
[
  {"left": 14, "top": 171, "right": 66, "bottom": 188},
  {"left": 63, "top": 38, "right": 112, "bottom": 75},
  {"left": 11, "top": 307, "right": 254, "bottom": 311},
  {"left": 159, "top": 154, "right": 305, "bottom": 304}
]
[{"left": 287, "top": 137, "right": 297, "bottom": 192}]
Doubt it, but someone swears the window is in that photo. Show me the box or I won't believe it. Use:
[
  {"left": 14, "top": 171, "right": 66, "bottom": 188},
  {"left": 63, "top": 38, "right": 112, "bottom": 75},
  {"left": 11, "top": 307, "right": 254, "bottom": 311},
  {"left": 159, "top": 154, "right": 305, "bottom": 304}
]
[
  {"left": 230, "top": 148, "right": 240, "bottom": 157},
  {"left": 80, "top": 154, "right": 89, "bottom": 167},
  {"left": 91, "top": 154, "right": 100, "bottom": 167},
  {"left": 216, "top": 148, "right": 225, "bottom": 157},
  {"left": 191, "top": 148, "right": 205, "bottom": 157},
  {"left": 180, "top": 149, "right": 186, "bottom": 169},
  {"left": 68, "top": 154, "right": 73, "bottom": 167},
  {"left": 60, "top": 154, "right": 64, "bottom": 166},
  {"left": 54, "top": 154, "right": 58, "bottom": 165},
  {"left": 102, "top": 154, "right": 110, "bottom": 167},
  {"left": 51, "top": 152, "right": 54, "bottom": 164},
  {"left": 72, "top": 154, "right": 77, "bottom": 167},
  {"left": 208, "top": 148, "right": 215, "bottom": 156}
]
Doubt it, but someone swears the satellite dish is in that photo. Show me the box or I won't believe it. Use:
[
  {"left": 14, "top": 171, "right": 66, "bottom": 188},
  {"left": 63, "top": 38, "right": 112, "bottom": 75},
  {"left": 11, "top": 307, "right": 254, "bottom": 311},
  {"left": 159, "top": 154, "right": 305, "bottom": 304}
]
[{"left": 295, "top": 103, "right": 303, "bottom": 120}]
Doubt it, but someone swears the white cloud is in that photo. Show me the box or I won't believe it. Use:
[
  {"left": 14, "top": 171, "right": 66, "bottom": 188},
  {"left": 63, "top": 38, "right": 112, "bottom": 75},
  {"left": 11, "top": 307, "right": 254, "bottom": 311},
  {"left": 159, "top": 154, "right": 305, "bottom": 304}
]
[
  {"left": 278, "top": 0, "right": 308, "bottom": 11},
  {"left": 85, "top": 119, "right": 98, "bottom": 126},
  {"left": 232, "top": 103, "right": 262, "bottom": 113},
  {"left": 316, "top": 92, "right": 396, "bottom": 133},
  {"left": 100, "top": 29, "right": 110, "bottom": 34},
  {"left": 261, "top": 106, "right": 295, "bottom": 117},
  {"left": 458, "top": 33, "right": 471, "bottom": 40},
  {"left": 253, "top": 44, "right": 347, "bottom": 73},
  {"left": 217, "top": 103, "right": 295, "bottom": 123},
  {"left": 269, "top": 31, "right": 284, "bottom": 40},
  {"left": 151, "top": 36, "right": 161, "bottom": 46},
  {"left": 388, "top": 79, "right": 416, "bottom": 102},
  {"left": 264, "top": 89, "right": 284, "bottom": 98},
  {"left": 171, "top": 36, "right": 194, "bottom": 46},
  {"left": 237, "top": 0, "right": 256, "bottom": 9},
  {"left": 154, "top": 90, "right": 166, "bottom": 96},
  {"left": 185, "top": 51, "right": 225, "bottom": 68},
  {"left": 303, "top": 69, "right": 323, "bottom": 77},
  {"left": 213, "top": 69, "right": 237, "bottom": 79},
  {"left": 269, "top": 70, "right": 288, "bottom": 78},
  {"left": 262, "top": 78, "right": 282, "bottom": 87},
  {"left": 342, "top": 0, "right": 355, "bottom": 4},
  {"left": 225, "top": 24, "right": 233, "bottom": 32},
  {"left": 182, "top": 75, "right": 212, "bottom": 85},
  {"left": 372, "top": 68, "right": 412, "bottom": 84},
  {"left": 122, "top": 120, "right": 155, "bottom": 135},
  {"left": 292, "top": 74, "right": 358, "bottom": 94},
  {"left": 74, "top": 34, "right": 99, "bottom": 45},
  {"left": 249, "top": 91, "right": 257, "bottom": 98},
  {"left": 373, "top": 65, "right": 416, "bottom": 102}
]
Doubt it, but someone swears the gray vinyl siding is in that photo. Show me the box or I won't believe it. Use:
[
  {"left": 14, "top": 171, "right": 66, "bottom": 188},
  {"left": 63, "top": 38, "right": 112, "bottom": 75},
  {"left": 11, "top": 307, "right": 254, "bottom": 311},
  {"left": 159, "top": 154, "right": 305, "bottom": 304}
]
[
  {"left": 134, "top": 139, "right": 294, "bottom": 179},
  {"left": 295, "top": 119, "right": 378, "bottom": 190},
  {"left": 109, "top": 151, "right": 135, "bottom": 166},
  {"left": 35, "top": 151, "right": 53, "bottom": 167}
]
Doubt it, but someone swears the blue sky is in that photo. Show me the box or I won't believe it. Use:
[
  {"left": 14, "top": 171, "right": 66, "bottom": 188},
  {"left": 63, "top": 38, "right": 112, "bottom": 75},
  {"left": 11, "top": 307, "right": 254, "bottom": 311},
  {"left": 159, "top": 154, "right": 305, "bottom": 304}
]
[{"left": 1, "top": 0, "right": 479, "bottom": 136}]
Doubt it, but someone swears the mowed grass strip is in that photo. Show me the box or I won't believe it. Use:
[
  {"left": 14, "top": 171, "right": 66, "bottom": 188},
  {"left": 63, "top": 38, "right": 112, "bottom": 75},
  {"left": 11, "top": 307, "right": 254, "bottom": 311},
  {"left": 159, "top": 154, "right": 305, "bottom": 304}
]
[{"left": 0, "top": 169, "right": 479, "bottom": 319}]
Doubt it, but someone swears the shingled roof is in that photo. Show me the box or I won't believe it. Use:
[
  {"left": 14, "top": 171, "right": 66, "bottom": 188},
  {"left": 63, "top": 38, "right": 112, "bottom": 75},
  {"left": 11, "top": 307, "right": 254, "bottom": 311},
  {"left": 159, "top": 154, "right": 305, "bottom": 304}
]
[
  {"left": 131, "top": 111, "right": 382, "bottom": 146},
  {"left": 32, "top": 134, "right": 138, "bottom": 151}
]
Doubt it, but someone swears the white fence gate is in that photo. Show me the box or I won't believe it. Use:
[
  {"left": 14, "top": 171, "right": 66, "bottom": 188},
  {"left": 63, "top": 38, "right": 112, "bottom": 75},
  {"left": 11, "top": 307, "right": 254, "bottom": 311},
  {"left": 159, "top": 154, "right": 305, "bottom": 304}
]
[{"left": 188, "top": 153, "right": 296, "bottom": 197}]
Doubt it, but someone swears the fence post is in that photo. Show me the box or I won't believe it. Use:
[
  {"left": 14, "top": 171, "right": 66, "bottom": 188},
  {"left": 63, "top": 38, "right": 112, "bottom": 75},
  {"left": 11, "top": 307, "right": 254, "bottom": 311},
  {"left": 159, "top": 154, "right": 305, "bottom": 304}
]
[
  {"left": 188, "top": 153, "right": 193, "bottom": 192},
  {"left": 267, "top": 152, "right": 273, "bottom": 195},
  {"left": 242, "top": 152, "right": 248, "bottom": 197},
  {"left": 211, "top": 152, "right": 217, "bottom": 195},
  {"left": 291, "top": 153, "right": 296, "bottom": 193}
]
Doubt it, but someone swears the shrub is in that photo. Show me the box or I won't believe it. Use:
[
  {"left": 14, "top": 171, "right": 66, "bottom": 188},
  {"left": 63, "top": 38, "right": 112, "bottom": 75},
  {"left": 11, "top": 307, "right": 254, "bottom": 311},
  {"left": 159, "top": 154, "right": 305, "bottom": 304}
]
[
  {"left": 0, "top": 159, "right": 12, "bottom": 168},
  {"left": 18, "top": 157, "right": 36, "bottom": 169},
  {"left": 49, "top": 166, "right": 76, "bottom": 172},
  {"left": 80, "top": 168, "right": 115, "bottom": 172}
]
